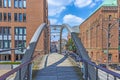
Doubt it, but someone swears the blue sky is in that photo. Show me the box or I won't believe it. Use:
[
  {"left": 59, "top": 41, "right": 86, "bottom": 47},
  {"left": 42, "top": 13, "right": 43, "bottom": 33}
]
[{"left": 48, "top": 0, "right": 104, "bottom": 41}]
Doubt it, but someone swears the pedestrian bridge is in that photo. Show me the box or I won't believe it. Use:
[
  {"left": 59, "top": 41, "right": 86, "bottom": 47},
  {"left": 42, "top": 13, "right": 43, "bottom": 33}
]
[
  {"left": 0, "top": 23, "right": 120, "bottom": 80},
  {"left": 33, "top": 53, "right": 83, "bottom": 80}
]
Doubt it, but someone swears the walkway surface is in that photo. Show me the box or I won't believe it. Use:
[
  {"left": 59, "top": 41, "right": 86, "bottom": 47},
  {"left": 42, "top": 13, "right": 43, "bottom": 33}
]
[{"left": 34, "top": 53, "right": 83, "bottom": 80}]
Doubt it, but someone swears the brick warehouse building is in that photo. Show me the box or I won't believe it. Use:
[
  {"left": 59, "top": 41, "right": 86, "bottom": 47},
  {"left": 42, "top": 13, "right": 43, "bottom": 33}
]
[
  {"left": 79, "top": 0, "right": 120, "bottom": 64},
  {"left": 0, "top": 0, "right": 50, "bottom": 62}
]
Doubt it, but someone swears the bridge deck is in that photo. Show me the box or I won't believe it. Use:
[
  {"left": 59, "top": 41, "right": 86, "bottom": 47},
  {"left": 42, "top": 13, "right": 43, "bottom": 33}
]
[{"left": 33, "top": 53, "right": 83, "bottom": 80}]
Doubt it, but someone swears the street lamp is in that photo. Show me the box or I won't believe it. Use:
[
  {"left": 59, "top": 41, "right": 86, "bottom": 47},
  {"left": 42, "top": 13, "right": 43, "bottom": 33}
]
[
  {"left": 99, "top": 19, "right": 120, "bottom": 80},
  {"left": 99, "top": 19, "right": 120, "bottom": 69}
]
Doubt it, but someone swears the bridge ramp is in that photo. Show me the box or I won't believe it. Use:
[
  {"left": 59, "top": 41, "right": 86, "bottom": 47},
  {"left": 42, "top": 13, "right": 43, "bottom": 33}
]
[{"left": 34, "top": 53, "right": 83, "bottom": 80}]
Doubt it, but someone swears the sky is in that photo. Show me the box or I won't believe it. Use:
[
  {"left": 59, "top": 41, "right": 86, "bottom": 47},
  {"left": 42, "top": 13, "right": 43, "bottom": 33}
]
[{"left": 48, "top": 0, "right": 104, "bottom": 41}]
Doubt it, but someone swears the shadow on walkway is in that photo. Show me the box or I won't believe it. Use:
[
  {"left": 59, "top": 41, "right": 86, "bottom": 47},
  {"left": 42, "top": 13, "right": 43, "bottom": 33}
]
[{"left": 34, "top": 54, "right": 83, "bottom": 80}]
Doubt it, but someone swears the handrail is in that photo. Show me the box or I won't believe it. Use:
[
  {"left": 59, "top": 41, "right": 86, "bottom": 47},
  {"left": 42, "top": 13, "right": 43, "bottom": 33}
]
[
  {"left": 81, "top": 59, "right": 120, "bottom": 78},
  {"left": 0, "top": 23, "right": 47, "bottom": 80},
  {"left": 0, "top": 47, "right": 26, "bottom": 52},
  {"left": 14, "top": 23, "right": 47, "bottom": 80},
  {"left": 0, "top": 52, "right": 41, "bottom": 80}
]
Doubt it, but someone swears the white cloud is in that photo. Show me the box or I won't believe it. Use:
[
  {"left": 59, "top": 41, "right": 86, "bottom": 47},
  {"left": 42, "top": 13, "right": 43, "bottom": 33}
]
[
  {"left": 74, "top": 0, "right": 92, "bottom": 8},
  {"left": 48, "top": 0, "right": 73, "bottom": 6},
  {"left": 90, "top": 3, "right": 96, "bottom": 8},
  {"left": 49, "top": 18, "right": 57, "bottom": 25},
  {"left": 48, "top": 6, "right": 66, "bottom": 16},
  {"left": 74, "top": 0, "right": 104, "bottom": 8},
  {"left": 48, "top": 0, "right": 73, "bottom": 16},
  {"left": 63, "top": 14, "right": 84, "bottom": 26}
]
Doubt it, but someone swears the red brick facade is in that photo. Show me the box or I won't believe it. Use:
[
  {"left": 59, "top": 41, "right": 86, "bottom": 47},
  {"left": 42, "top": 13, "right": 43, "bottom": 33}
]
[
  {"left": 0, "top": 0, "right": 49, "bottom": 62},
  {"left": 79, "top": 1, "right": 120, "bottom": 64}
]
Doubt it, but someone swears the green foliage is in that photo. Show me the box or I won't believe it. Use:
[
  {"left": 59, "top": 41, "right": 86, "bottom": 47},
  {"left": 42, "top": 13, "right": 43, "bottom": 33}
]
[
  {"left": 66, "top": 38, "right": 76, "bottom": 52},
  {"left": 0, "top": 62, "right": 21, "bottom": 64}
]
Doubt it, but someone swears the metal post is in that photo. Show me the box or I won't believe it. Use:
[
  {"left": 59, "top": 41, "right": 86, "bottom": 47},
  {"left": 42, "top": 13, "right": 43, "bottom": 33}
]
[
  {"left": 27, "top": 63, "right": 32, "bottom": 80},
  {"left": 85, "top": 63, "right": 88, "bottom": 80},
  {"left": 114, "top": 76, "right": 116, "bottom": 80},
  {"left": 107, "top": 30, "right": 109, "bottom": 80},
  {"left": 96, "top": 68, "right": 98, "bottom": 80},
  {"left": 19, "top": 69, "right": 21, "bottom": 80}
]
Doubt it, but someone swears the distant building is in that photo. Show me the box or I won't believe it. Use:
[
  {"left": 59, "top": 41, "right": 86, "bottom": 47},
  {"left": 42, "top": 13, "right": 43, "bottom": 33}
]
[
  {"left": 67, "top": 33, "right": 71, "bottom": 40},
  {"left": 79, "top": 0, "right": 120, "bottom": 63},
  {"left": 57, "top": 39, "right": 67, "bottom": 51},
  {"left": 0, "top": 0, "right": 49, "bottom": 62}
]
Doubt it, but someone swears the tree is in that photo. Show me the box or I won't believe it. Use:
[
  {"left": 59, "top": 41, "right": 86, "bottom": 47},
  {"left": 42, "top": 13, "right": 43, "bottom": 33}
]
[{"left": 66, "top": 38, "right": 76, "bottom": 52}]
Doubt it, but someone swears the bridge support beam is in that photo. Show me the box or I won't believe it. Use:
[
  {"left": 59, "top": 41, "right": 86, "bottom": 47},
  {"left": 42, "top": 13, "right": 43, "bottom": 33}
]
[{"left": 27, "top": 63, "right": 32, "bottom": 80}]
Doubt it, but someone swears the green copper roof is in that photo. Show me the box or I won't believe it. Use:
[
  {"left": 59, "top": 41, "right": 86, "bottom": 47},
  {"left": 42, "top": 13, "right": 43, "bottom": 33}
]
[
  {"left": 89, "top": 0, "right": 118, "bottom": 18},
  {"left": 80, "top": 0, "right": 118, "bottom": 26},
  {"left": 102, "top": 0, "right": 117, "bottom": 6}
]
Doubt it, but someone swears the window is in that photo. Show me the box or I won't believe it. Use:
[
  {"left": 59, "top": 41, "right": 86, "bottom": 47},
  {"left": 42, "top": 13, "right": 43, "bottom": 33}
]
[
  {"left": 15, "top": 40, "right": 26, "bottom": 51},
  {"left": 19, "top": 0, "right": 22, "bottom": 8},
  {"left": 14, "top": 0, "right": 18, "bottom": 8},
  {"left": 19, "top": 13, "right": 22, "bottom": 22},
  {"left": 23, "top": 28, "right": 26, "bottom": 35},
  {"left": 15, "top": 27, "right": 26, "bottom": 52},
  {"left": 0, "top": 0, "right": 2, "bottom": 7},
  {"left": 4, "top": 13, "right": 7, "bottom": 21},
  {"left": 109, "top": 15, "right": 112, "bottom": 20},
  {"left": 0, "top": 27, "right": 11, "bottom": 49},
  {"left": 14, "top": 13, "right": 26, "bottom": 22},
  {"left": 15, "top": 27, "right": 26, "bottom": 35},
  {"left": 8, "top": 13, "right": 11, "bottom": 21},
  {"left": 23, "top": 13, "right": 26, "bottom": 22},
  {"left": 14, "top": 13, "right": 17, "bottom": 21},
  {"left": 0, "top": 27, "right": 2, "bottom": 34},
  {"left": 3, "top": 27, "right": 8, "bottom": 35},
  {"left": 3, "top": 40, "right": 10, "bottom": 48},
  {"left": 0, "top": 27, "right": 10, "bottom": 35},
  {"left": 19, "top": 28, "right": 22, "bottom": 34},
  {"left": 0, "top": 13, "right": 2, "bottom": 21},
  {"left": 23, "top": 0, "right": 26, "bottom": 8},
  {"left": 3, "top": 0, "right": 7, "bottom": 7},
  {"left": 15, "top": 28, "right": 18, "bottom": 34},
  {"left": 8, "top": 0, "right": 11, "bottom": 7},
  {"left": 108, "top": 54, "right": 112, "bottom": 62},
  {"left": 0, "top": 40, "right": 3, "bottom": 48},
  {"left": 3, "top": 27, "right": 10, "bottom": 35}
]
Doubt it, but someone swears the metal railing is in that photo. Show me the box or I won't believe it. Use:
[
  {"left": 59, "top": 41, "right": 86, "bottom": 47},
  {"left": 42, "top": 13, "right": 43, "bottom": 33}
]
[
  {"left": 0, "top": 23, "right": 47, "bottom": 80},
  {"left": 0, "top": 48, "right": 25, "bottom": 53},
  {"left": 81, "top": 59, "right": 120, "bottom": 80},
  {"left": 0, "top": 52, "right": 41, "bottom": 80},
  {"left": 69, "top": 53, "right": 120, "bottom": 80}
]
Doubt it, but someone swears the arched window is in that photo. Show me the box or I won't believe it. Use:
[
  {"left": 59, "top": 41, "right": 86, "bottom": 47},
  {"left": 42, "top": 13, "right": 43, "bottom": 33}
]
[{"left": 109, "top": 15, "right": 112, "bottom": 20}]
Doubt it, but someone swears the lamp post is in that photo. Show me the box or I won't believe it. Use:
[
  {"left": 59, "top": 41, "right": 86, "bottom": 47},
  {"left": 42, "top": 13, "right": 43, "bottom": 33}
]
[
  {"left": 100, "top": 19, "right": 119, "bottom": 80},
  {"left": 100, "top": 19, "right": 119, "bottom": 69}
]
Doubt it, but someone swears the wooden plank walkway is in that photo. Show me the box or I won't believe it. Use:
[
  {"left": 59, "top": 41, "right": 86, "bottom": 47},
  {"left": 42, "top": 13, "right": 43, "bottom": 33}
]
[{"left": 33, "top": 53, "right": 83, "bottom": 80}]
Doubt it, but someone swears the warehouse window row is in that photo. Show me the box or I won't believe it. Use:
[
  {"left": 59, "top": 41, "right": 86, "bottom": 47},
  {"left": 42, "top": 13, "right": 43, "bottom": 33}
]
[
  {"left": 0, "top": 0, "right": 26, "bottom": 8},
  {"left": 0, "top": 12, "right": 26, "bottom": 22}
]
